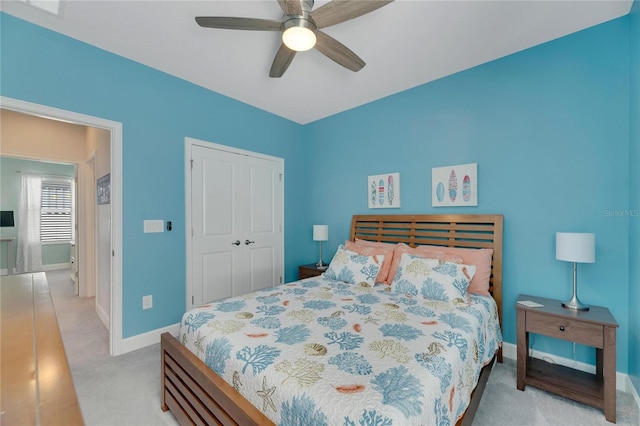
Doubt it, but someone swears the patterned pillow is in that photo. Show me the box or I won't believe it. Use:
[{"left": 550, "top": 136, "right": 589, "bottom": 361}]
[
  {"left": 324, "top": 245, "right": 385, "bottom": 286},
  {"left": 386, "top": 243, "right": 464, "bottom": 284},
  {"left": 390, "top": 253, "right": 476, "bottom": 304},
  {"left": 344, "top": 240, "right": 394, "bottom": 284},
  {"left": 418, "top": 245, "right": 493, "bottom": 296}
]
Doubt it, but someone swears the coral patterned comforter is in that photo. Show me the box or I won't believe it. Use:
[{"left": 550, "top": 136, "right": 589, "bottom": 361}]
[{"left": 178, "top": 275, "right": 502, "bottom": 426}]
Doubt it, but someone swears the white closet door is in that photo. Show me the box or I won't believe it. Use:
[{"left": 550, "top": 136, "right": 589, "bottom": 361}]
[
  {"left": 242, "top": 156, "right": 282, "bottom": 294},
  {"left": 190, "top": 142, "right": 283, "bottom": 308}
]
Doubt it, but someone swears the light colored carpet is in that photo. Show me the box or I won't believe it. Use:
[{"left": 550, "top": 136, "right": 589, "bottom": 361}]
[
  {"left": 46, "top": 269, "right": 639, "bottom": 426},
  {"left": 474, "top": 358, "right": 639, "bottom": 426},
  {"left": 47, "top": 269, "right": 178, "bottom": 426}
]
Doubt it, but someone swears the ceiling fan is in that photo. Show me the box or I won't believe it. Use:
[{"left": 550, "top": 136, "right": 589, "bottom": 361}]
[{"left": 195, "top": 0, "right": 394, "bottom": 78}]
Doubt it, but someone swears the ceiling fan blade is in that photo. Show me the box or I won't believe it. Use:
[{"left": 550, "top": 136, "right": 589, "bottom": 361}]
[
  {"left": 314, "top": 31, "right": 365, "bottom": 72},
  {"left": 270, "top": 44, "right": 297, "bottom": 78},
  {"left": 277, "top": 0, "right": 302, "bottom": 16},
  {"left": 195, "top": 17, "right": 282, "bottom": 31},
  {"left": 312, "top": 0, "right": 394, "bottom": 29}
]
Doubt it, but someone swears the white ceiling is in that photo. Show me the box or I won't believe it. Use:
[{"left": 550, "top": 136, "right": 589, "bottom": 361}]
[{"left": 2, "top": 0, "right": 633, "bottom": 124}]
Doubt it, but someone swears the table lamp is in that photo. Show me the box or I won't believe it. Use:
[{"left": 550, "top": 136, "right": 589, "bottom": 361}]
[
  {"left": 313, "top": 225, "right": 329, "bottom": 269},
  {"left": 556, "top": 232, "right": 595, "bottom": 311}
]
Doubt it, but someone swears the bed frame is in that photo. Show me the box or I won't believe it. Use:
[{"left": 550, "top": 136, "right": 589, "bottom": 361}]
[{"left": 162, "top": 214, "right": 504, "bottom": 426}]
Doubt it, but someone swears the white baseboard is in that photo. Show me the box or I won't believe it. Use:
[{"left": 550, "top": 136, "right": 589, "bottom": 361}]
[
  {"left": 118, "top": 322, "right": 180, "bottom": 355},
  {"left": 629, "top": 375, "right": 640, "bottom": 415},
  {"left": 40, "top": 263, "right": 72, "bottom": 271},
  {"left": 1, "top": 263, "right": 71, "bottom": 275},
  {"left": 503, "top": 342, "right": 630, "bottom": 393},
  {"left": 96, "top": 302, "right": 109, "bottom": 330}
]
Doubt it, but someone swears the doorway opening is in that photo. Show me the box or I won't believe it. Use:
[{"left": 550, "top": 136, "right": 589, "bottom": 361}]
[{"left": 0, "top": 96, "right": 124, "bottom": 355}]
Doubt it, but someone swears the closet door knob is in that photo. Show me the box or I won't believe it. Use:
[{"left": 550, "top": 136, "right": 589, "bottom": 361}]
[
  {"left": 232, "top": 240, "right": 241, "bottom": 246},
  {"left": 245, "top": 240, "right": 255, "bottom": 245}
]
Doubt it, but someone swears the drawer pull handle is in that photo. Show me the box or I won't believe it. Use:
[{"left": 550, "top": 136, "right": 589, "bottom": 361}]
[{"left": 559, "top": 326, "right": 565, "bottom": 332}]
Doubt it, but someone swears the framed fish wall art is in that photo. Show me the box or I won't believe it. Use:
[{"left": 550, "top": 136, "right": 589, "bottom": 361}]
[
  {"left": 432, "top": 163, "right": 477, "bottom": 207},
  {"left": 368, "top": 173, "right": 401, "bottom": 209}
]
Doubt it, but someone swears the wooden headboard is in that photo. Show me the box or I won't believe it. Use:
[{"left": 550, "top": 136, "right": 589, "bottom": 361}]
[{"left": 350, "top": 214, "right": 504, "bottom": 360}]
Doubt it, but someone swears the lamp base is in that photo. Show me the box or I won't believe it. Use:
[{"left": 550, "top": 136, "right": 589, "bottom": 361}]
[
  {"left": 562, "top": 296, "right": 589, "bottom": 311},
  {"left": 562, "top": 261, "right": 589, "bottom": 311},
  {"left": 315, "top": 261, "right": 327, "bottom": 270}
]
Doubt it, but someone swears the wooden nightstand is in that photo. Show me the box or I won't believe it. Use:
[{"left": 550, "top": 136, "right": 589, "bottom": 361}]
[
  {"left": 516, "top": 294, "right": 618, "bottom": 423},
  {"left": 298, "top": 263, "right": 326, "bottom": 280}
]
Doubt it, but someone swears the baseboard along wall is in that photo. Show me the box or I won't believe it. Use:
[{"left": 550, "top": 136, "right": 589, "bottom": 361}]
[
  {"left": 96, "top": 303, "right": 109, "bottom": 330},
  {"left": 119, "top": 322, "right": 180, "bottom": 355},
  {"left": 1, "top": 262, "right": 71, "bottom": 276},
  {"left": 40, "top": 263, "right": 72, "bottom": 272}
]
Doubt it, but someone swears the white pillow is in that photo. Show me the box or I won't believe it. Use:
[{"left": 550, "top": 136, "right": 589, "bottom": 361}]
[
  {"left": 390, "top": 253, "right": 476, "bottom": 303},
  {"left": 324, "top": 245, "right": 385, "bottom": 286}
]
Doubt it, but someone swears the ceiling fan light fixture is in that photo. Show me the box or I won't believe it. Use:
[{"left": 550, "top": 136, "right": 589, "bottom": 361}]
[
  {"left": 282, "top": 18, "right": 316, "bottom": 51},
  {"left": 196, "top": 0, "right": 394, "bottom": 77}
]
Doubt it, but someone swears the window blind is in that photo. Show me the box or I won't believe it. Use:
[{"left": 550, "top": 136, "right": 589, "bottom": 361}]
[{"left": 41, "top": 180, "right": 72, "bottom": 242}]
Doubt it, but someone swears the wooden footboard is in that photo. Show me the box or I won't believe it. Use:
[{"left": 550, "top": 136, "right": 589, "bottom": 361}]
[
  {"left": 161, "top": 332, "right": 274, "bottom": 426},
  {"left": 162, "top": 335, "right": 497, "bottom": 426},
  {"left": 1, "top": 273, "right": 84, "bottom": 426}
]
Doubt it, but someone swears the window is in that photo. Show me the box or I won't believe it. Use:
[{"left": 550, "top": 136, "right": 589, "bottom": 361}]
[
  {"left": 16, "top": 0, "right": 62, "bottom": 16},
  {"left": 41, "top": 179, "right": 73, "bottom": 242}
]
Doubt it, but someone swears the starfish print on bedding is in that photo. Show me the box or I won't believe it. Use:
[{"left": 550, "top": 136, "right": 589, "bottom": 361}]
[
  {"left": 256, "top": 375, "right": 277, "bottom": 413},
  {"left": 363, "top": 315, "right": 380, "bottom": 325}
]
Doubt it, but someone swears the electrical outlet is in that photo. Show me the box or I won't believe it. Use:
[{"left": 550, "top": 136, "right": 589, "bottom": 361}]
[{"left": 142, "top": 295, "right": 153, "bottom": 310}]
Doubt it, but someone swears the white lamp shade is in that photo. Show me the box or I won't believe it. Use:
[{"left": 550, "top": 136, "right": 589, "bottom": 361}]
[
  {"left": 556, "top": 232, "right": 595, "bottom": 263},
  {"left": 313, "top": 225, "right": 328, "bottom": 241}
]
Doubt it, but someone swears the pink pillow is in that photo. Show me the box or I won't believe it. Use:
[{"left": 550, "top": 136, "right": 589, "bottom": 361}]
[
  {"left": 386, "top": 243, "right": 464, "bottom": 285},
  {"left": 344, "top": 240, "right": 394, "bottom": 284},
  {"left": 420, "top": 245, "right": 494, "bottom": 296}
]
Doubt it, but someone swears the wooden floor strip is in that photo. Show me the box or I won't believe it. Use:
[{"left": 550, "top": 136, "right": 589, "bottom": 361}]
[{"left": 1, "top": 272, "right": 84, "bottom": 426}]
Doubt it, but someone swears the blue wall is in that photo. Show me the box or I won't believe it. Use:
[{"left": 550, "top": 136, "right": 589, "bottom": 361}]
[
  {"left": 0, "top": 13, "right": 308, "bottom": 338},
  {"left": 628, "top": 0, "right": 640, "bottom": 394},
  {"left": 1, "top": 10, "right": 636, "bottom": 377},
  {"left": 305, "top": 17, "right": 631, "bottom": 371}
]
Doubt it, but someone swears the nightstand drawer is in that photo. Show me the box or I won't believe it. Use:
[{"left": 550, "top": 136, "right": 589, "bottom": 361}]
[{"left": 526, "top": 311, "right": 603, "bottom": 347}]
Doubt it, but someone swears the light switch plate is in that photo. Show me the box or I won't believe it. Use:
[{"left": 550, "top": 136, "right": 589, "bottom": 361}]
[
  {"left": 143, "top": 220, "right": 164, "bottom": 233},
  {"left": 142, "top": 295, "right": 152, "bottom": 309}
]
